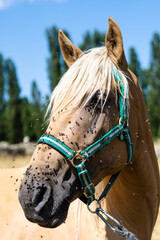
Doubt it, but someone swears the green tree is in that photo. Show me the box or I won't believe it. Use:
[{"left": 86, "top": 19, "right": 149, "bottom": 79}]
[
  {"left": 128, "top": 47, "right": 151, "bottom": 102},
  {"left": 79, "top": 30, "right": 105, "bottom": 51},
  {"left": 146, "top": 33, "right": 160, "bottom": 138},
  {"left": 5, "top": 59, "right": 23, "bottom": 143},
  {"left": 31, "top": 80, "right": 41, "bottom": 108},
  {"left": 46, "top": 26, "right": 70, "bottom": 91},
  {"left": 21, "top": 97, "right": 31, "bottom": 139},
  {"left": 147, "top": 88, "right": 160, "bottom": 137},
  {"left": 92, "top": 30, "right": 105, "bottom": 48},
  {"left": 150, "top": 33, "right": 160, "bottom": 88},
  {"left": 138, "top": 69, "right": 151, "bottom": 101},
  {"left": 6, "top": 59, "right": 20, "bottom": 102},
  {"left": 128, "top": 47, "right": 141, "bottom": 78},
  {"left": 21, "top": 81, "right": 45, "bottom": 141},
  {"left": 79, "top": 31, "right": 92, "bottom": 51},
  {"left": 0, "top": 54, "right": 4, "bottom": 110},
  {"left": 0, "top": 54, "right": 6, "bottom": 140},
  {"left": 29, "top": 80, "right": 44, "bottom": 141}
]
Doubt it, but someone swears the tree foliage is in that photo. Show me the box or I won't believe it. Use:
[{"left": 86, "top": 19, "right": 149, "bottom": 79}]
[
  {"left": 128, "top": 47, "right": 141, "bottom": 78},
  {"left": 146, "top": 33, "right": 160, "bottom": 138},
  {"left": 0, "top": 58, "right": 45, "bottom": 143},
  {"left": 79, "top": 30, "right": 105, "bottom": 51},
  {"left": 0, "top": 54, "right": 6, "bottom": 140},
  {"left": 128, "top": 33, "right": 160, "bottom": 138},
  {"left": 0, "top": 27, "right": 160, "bottom": 143},
  {"left": 29, "top": 80, "right": 44, "bottom": 141},
  {"left": 46, "top": 26, "right": 69, "bottom": 91},
  {"left": 4, "top": 59, "right": 22, "bottom": 143},
  {"left": 0, "top": 54, "right": 4, "bottom": 111}
]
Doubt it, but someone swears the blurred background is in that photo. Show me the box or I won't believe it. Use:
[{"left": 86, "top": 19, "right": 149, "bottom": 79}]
[
  {"left": 0, "top": 1, "right": 160, "bottom": 238},
  {"left": 0, "top": 0, "right": 160, "bottom": 145}
]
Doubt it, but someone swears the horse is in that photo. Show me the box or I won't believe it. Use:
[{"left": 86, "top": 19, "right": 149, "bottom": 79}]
[
  {"left": 18, "top": 17, "right": 160, "bottom": 240},
  {"left": 0, "top": 167, "right": 107, "bottom": 240}
]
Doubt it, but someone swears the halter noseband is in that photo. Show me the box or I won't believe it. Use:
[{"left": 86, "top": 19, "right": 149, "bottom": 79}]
[{"left": 38, "top": 68, "right": 133, "bottom": 205}]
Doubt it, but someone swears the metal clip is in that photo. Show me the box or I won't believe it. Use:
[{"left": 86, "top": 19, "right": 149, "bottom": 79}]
[
  {"left": 87, "top": 199, "right": 122, "bottom": 232},
  {"left": 96, "top": 207, "right": 121, "bottom": 232},
  {"left": 87, "top": 199, "right": 101, "bottom": 213}
]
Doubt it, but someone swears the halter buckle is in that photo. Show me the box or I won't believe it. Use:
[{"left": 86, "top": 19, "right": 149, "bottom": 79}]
[
  {"left": 84, "top": 183, "right": 95, "bottom": 198},
  {"left": 70, "top": 150, "right": 86, "bottom": 168}
]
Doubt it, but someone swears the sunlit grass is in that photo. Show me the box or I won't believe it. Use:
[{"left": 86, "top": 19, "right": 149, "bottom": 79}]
[
  {"left": 0, "top": 153, "right": 30, "bottom": 168},
  {"left": 0, "top": 143, "right": 160, "bottom": 239},
  {"left": 152, "top": 207, "right": 160, "bottom": 240}
]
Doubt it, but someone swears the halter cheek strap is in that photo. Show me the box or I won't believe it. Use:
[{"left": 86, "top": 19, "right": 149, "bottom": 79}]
[{"left": 38, "top": 68, "right": 133, "bottom": 205}]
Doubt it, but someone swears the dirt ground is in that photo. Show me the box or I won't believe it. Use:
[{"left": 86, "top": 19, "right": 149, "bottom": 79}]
[
  {"left": 152, "top": 140, "right": 160, "bottom": 240},
  {"left": 0, "top": 143, "right": 160, "bottom": 240},
  {"left": 0, "top": 153, "right": 30, "bottom": 168},
  {"left": 153, "top": 210, "right": 160, "bottom": 240}
]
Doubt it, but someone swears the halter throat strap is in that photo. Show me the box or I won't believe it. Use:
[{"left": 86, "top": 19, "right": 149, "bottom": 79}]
[{"left": 38, "top": 68, "right": 133, "bottom": 205}]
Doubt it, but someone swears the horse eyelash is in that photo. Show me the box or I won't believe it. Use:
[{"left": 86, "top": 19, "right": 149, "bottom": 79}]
[{"left": 87, "top": 92, "right": 108, "bottom": 112}]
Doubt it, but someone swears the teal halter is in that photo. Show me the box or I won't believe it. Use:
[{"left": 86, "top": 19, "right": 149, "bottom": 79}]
[{"left": 38, "top": 68, "right": 133, "bottom": 205}]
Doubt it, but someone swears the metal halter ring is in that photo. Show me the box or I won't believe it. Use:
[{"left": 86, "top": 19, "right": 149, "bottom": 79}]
[
  {"left": 70, "top": 150, "right": 86, "bottom": 168},
  {"left": 87, "top": 199, "right": 101, "bottom": 213},
  {"left": 87, "top": 199, "right": 122, "bottom": 232}
]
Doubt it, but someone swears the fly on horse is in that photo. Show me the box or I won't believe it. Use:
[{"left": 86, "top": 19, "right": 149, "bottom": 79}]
[
  {"left": 0, "top": 168, "right": 107, "bottom": 240},
  {"left": 18, "top": 18, "right": 160, "bottom": 240}
]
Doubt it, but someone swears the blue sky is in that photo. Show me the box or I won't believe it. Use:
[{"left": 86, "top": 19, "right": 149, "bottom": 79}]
[{"left": 0, "top": 0, "right": 160, "bottom": 99}]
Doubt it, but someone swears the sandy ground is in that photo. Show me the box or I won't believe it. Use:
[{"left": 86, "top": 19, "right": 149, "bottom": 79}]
[
  {"left": 0, "top": 143, "right": 160, "bottom": 240},
  {"left": 152, "top": 210, "right": 160, "bottom": 240},
  {"left": 151, "top": 140, "right": 160, "bottom": 240},
  {"left": 0, "top": 153, "right": 30, "bottom": 168}
]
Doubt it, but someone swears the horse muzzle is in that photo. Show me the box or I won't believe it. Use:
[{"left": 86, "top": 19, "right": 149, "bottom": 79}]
[
  {"left": 18, "top": 164, "right": 79, "bottom": 228},
  {"left": 18, "top": 178, "right": 70, "bottom": 228}
]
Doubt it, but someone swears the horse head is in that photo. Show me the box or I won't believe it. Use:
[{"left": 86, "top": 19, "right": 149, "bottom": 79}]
[{"left": 18, "top": 18, "right": 137, "bottom": 229}]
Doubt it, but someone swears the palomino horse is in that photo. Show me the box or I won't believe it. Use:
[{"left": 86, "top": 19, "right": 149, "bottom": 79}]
[
  {"left": 0, "top": 168, "right": 106, "bottom": 240},
  {"left": 18, "top": 18, "right": 160, "bottom": 240}
]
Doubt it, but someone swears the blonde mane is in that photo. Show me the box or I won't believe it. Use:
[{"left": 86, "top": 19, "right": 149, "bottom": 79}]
[{"left": 47, "top": 47, "right": 129, "bottom": 117}]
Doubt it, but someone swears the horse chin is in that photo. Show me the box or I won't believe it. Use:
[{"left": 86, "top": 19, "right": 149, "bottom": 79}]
[
  {"left": 38, "top": 217, "right": 65, "bottom": 228},
  {"left": 38, "top": 200, "right": 70, "bottom": 228}
]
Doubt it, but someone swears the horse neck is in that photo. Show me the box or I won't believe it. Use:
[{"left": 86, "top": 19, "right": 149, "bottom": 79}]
[{"left": 101, "top": 81, "right": 160, "bottom": 240}]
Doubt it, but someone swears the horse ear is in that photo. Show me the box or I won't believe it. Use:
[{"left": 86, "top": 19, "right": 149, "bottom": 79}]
[
  {"left": 105, "top": 17, "right": 128, "bottom": 71},
  {"left": 59, "top": 30, "right": 83, "bottom": 67}
]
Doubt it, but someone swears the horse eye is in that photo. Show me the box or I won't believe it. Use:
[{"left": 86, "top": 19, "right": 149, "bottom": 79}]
[
  {"left": 90, "top": 93, "right": 100, "bottom": 106},
  {"left": 88, "top": 92, "right": 106, "bottom": 111}
]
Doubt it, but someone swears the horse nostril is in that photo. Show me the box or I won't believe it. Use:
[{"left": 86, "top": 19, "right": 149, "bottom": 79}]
[
  {"left": 31, "top": 183, "right": 52, "bottom": 214},
  {"left": 33, "top": 186, "right": 47, "bottom": 207},
  {"left": 63, "top": 168, "right": 71, "bottom": 182}
]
